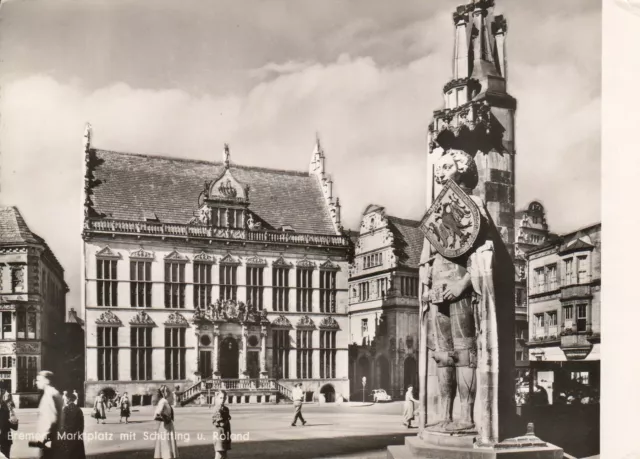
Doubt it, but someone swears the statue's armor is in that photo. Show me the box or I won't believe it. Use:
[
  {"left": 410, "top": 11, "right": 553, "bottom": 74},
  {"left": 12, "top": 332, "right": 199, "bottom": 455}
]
[{"left": 430, "top": 253, "right": 477, "bottom": 369}]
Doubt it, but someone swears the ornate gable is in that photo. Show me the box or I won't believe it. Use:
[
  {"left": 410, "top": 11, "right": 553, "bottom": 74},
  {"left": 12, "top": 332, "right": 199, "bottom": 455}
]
[
  {"left": 208, "top": 167, "right": 249, "bottom": 203},
  {"left": 130, "top": 248, "right": 154, "bottom": 260},
  {"left": 272, "top": 256, "right": 292, "bottom": 268},
  {"left": 271, "top": 314, "right": 293, "bottom": 329},
  {"left": 95, "top": 310, "right": 123, "bottom": 326},
  {"left": 164, "top": 312, "right": 189, "bottom": 327},
  {"left": 165, "top": 250, "right": 188, "bottom": 262},
  {"left": 219, "top": 254, "right": 241, "bottom": 265},
  {"left": 296, "top": 315, "right": 315, "bottom": 329},
  {"left": 319, "top": 259, "right": 340, "bottom": 271},
  {"left": 319, "top": 316, "right": 340, "bottom": 330},
  {"left": 129, "top": 311, "right": 156, "bottom": 327},
  {"left": 246, "top": 256, "right": 267, "bottom": 267},
  {"left": 296, "top": 257, "right": 316, "bottom": 269},
  {"left": 193, "top": 251, "right": 216, "bottom": 263},
  {"left": 96, "top": 246, "right": 121, "bottom": 259}
]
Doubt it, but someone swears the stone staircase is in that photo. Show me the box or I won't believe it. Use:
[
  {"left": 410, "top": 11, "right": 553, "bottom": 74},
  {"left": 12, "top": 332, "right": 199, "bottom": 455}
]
[{"left": 177, "top": 378, "right": 292, "bottom": 405}]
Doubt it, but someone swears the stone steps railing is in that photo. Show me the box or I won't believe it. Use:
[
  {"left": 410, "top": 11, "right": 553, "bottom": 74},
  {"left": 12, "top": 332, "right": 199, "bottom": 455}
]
[
  {"left": 86, "top": 218, "right": 350, "bottom": 248},
  {"left": 177, "top": 378, "right": 292, "bottom": 405}
]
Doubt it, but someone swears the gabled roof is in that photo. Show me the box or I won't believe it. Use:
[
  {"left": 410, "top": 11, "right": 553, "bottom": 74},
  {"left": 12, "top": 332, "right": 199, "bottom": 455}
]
[
  {"left": 386, "top": 216, "right": 424, "bottom": 269},
  {"left": 88, "top": 150, "right": 337, "bottom": 235},
  {"left": 0, "top": 207, "right": 40, "bottom": 244}
]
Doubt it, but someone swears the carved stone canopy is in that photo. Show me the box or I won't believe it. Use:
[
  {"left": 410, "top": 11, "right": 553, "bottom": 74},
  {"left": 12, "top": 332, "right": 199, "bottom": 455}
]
[
  {"left": 130, "top": 248, "right": 154, "bottom": 260},
  {"left": 193, "top": 251, "right": 216, "bottom": 264},
  {"left": 319, "top": 259, "right": 340, "bottom": 271},
  {"left": 95, "top": 310, "right": 123, "bottom": 326},
  {"left": 207, "top": 168, "right": 249, "bottom": 204},
  {"left": 296, "top": 315, "right": 315, "bottom": 329},
  {"left": 129, "top": 311, "right": 156, "bottom": 327},
  {"left": 219, "top": 254, "right": 241, "bottom": 266},
  {"left": 164, "top": 312, "right": 189, "bottom": 327},
  {"left": 319, "top": 316, "right": 340, "bottom": 330},
  {"left": 165, "top": 250, "right": 189, "bottom": 262},
  {"left": 246, "top": 256, "right": 267, "bottom": 267},
  {"left": 296, "top": 257, "right": 316, "bottom": 269},
  {"left": 96, "top": 246, "right": 121, "bottom": 259},
  {"left": 271, "top": 314, "right": 293, "bottom": 329},
  {"left": 272, "top": 256, "right": 292, "bottom": 268}
]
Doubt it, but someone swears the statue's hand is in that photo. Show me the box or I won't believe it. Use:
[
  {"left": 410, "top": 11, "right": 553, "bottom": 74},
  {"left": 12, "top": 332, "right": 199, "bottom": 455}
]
[{"left": 443, "top": 279, "right": 469, "bottom": 302}]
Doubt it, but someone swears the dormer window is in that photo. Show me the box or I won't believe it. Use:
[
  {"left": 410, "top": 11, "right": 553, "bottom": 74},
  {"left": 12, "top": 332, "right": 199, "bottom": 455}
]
[{"left": 281, "top": 225, "right": 295, "bottom": 232}]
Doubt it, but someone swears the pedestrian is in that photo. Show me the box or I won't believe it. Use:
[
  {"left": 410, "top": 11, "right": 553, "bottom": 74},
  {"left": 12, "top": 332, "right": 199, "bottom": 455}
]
[
  {"left": 2, "top": 392, "right": 14, "bottom": 412},
  {"left": 92, "top": 392, "right": 106, "bottom": 424},
  {"left": 212, "top": 390, "right": 231, "bottom": 459},
  {"left": 153, "top": 385, "right": 178, "bottom": 459},
  {"left": 59, "top": 393, "right": 86, "bottom": 459},
  {"left": 62, "top": 392, "right": 69, "bottom": 407},
  {"left": 291, "top": 383, "right": 306, "bottom": 427},
  {"left": 119, "top": 392, "right": 131, "bottom": 424},
  {"left": 72, "top": 390, "right": 79, "bottom": 406},
  {"left": 34, "top": 370, "right": 64, "bottom": 459},
  {"left": 0, "top": 387, "right": 18, "bottom": 459},
  {"left": 402, "top": 385, "right": 418, "bottom": 428}
]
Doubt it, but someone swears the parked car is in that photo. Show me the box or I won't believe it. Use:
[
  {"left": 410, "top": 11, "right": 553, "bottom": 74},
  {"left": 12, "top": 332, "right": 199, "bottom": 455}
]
[{"left": 372, "top": 389, "right": 392, "bottom": 403}]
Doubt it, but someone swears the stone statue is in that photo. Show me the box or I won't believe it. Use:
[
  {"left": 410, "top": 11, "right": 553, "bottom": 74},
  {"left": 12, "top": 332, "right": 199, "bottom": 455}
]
[
  {"left": 247, "top": 214, "right": 262, "bottom": 230},
  {"left": 419, "top": 149, "right": 515, "bottom": 445},
  {"left": 238, "top": 301, "right": 246, "bottom": 322}
]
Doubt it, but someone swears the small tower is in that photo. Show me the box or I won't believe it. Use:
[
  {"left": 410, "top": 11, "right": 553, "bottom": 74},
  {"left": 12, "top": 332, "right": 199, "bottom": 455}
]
[{"left": 309, "top": 134, "right": 342, "bottom": 234}]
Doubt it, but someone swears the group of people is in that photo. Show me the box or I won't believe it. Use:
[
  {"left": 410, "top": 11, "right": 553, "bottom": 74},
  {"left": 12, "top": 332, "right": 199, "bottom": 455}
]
[{"left": 92, "top": 390, "right": 131, "bottom": 424}]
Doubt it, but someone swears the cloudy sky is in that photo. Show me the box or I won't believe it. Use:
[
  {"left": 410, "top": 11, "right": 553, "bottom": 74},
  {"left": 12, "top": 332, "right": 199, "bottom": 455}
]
[{"left": 0, "top": 0, "right": 600, "bottom": 308}]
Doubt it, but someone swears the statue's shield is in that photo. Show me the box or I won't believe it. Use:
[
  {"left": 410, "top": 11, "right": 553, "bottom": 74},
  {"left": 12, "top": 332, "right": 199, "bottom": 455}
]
[{"left": 419, "top": 181, "right": 481, "bottom": 258}]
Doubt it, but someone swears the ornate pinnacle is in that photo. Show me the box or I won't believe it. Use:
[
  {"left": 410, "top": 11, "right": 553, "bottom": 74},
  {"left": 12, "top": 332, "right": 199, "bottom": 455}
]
[
  {"left": 83, "top": 122, "right": 92, "bottom": 151},
  {"left": 223, "top": 143, "right": 230, "bottom": 169}
]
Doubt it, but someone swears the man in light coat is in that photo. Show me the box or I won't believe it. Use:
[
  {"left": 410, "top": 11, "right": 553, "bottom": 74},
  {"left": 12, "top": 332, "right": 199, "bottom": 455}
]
[
  {"left": 291, "top": 383, "right": 307, "bottom": 427},
  {"left": 35, "top": 371, "right": 64, "bottom": 459}
]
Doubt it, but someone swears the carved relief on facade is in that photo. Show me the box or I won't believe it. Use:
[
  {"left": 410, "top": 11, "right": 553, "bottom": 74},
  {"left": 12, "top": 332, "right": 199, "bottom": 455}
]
[
  {"left": 0, "top": 343, "right": 14, "bottom": 354},
  {"left": 165, "top": 250, "right": 189, "bottom": 262},
  {"left": 246, "top": 256, "right": 267, "bottom": 266},
  {"left": 297, "top": 257, "right": 316, "bottom": 268},
  {"left": 193, "top": 251, "right": 215, "bottom": 263},
  {"left": 406, "top": 335, "right": 414, "bottom": 350},
  {"left": 319, "top": 316, "right": 340, "bottom": 330},
  {"left": 165, "top": 312, "right": 189, "bottom": 327},
  {"left": 389, "top": 337, "right": 396, "bottom": 353},
  {"left": 15, "top": 342, "right": 40, "bottom": 354},
  {"left": 219, "top": 254, "right": 241, "bottom": 265},
  {"left": 96, "top": 246, "right": 121, "bottom": 259},
  {"left": 271, "top": 314, "right": 292, "bottom": 329},
  {"left": 130, "top": 311, "right": 156, "bottom": 326},
  {"left": 10, "top": 265, "right": 25, "bottom": 292},
  {"left": 129, "top": 247, "right": 154, "bottom": 260},
  {"left": 272, "top": 256, "right": 292, "bottom": 268},
  {"left": 320, "top": 259, "right": 340, "bottom": 271},
  {"left": 296, "top": 315, "right": 315, "bottom": 329},
  {"left": 95, "top": 310, "right": 123, "bottom": 326}
]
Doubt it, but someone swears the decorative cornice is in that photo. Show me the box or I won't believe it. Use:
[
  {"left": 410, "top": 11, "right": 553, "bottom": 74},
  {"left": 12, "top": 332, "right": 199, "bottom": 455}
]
[
  {"left": 164, "top": 250, "right": 189, "bottom": 262},
  {"left": 272, "top": 256, "right": 293, "bottom": 268},
  {"left": 129, "top": 248, "right": 154, "bottom": 260},
  {"left": 271, "top": 314, "right": 293, "bottom": 329},
  {"left": 164, "top": 312, "right": 189, "bottom": 327},
  {"left": 193, "top": 251, "right": 215, "bottom": 264},
  {"left": 129, "top": 311, "right": 156, "bottom": 327},
  {"left": 319, "top": 258, "right": 340, "bottom": 271},
  {"left": 319, "top": 316, "right": 340, "bottom": 330},
  {"left": 95, "top": 310, "right": 123, "bottom": 326},
  {"left": 296, "top": 257, "right": 316, "bottom": 269},
  {"left": 443, "top": 77, "right": 480, "bottom": 94},
  {"left": 219, "top": 254, "right": 241, "bottom": 265},
  {"left": 296, "top": 315, "right": 315, "bottom": 329},
  {"left": 245, "top": 256, "right": 267, "bottom": 267},
  {"left": 96, "top": 246, "right": 121, "bottom": 259}
]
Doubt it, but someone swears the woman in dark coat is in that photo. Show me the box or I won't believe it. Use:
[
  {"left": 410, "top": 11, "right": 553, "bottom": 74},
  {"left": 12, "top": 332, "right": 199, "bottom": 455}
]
[
  {"left": 59, "top": 393, "right": 86, "bottom": 459},
  {"left": 119, "top": 392, "right": 131, "bottom": 424},
  {"left": 212, "top": 390, "right": 231, "bottom": 459},
  {"left": 0, "top": 388, "right": 17, "bottom": 459}
]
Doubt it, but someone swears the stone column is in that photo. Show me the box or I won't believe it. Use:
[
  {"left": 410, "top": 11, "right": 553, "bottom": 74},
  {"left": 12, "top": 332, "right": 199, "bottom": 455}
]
[
  {"left": 213, "top": 325, "right": 220, "bottom": 378},
  {"left": 240, "top": 325, "right": 248, "bottom": 379},
  {"left": 260, "top": 327, "right": 268, "bottom": 378}
]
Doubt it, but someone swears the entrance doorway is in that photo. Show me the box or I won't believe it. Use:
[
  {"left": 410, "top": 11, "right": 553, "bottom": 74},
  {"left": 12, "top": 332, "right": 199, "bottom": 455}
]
[
  {"left": 220, "top": 337, "right": 239, "bottom": 379},
  {"left": 247, "top": 351, "right": 260, "bottom": 379},
  {"left": 320, "top": 384, "right": 336, "bottom": 403},
  {"left": 199, "top": 351, "right": 212, "bottom": 378},
  {"left": 404, "top": 356, "right": 418, "bottom": 393}
]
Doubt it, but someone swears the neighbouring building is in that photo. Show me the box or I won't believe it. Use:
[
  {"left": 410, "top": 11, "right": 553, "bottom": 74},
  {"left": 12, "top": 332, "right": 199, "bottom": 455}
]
[
  {"left": 514, "top": 201, "right": 552, "bottom": 376},
  {"left": 347, "top": 205, "right": 423, "bottom": 400},
  {"left": 82, "top": 127, "right": 353, "bottom": 405},
  {"left": 525, "top": 223, "right": 601, "bottom": 404},
  {"left": 0, "top": 206, "right": 83, "bottom": 407}
]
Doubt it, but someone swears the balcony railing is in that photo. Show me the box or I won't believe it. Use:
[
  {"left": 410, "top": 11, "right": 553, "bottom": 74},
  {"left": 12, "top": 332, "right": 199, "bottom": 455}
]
[{"left": 85, "top": 218, "right": 350, "bottom": 248}]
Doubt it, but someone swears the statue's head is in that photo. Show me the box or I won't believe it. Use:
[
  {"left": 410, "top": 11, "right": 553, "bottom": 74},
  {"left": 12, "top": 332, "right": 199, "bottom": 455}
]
[{"left": 434, "top": 149, "right": 478, "bottom": 191}]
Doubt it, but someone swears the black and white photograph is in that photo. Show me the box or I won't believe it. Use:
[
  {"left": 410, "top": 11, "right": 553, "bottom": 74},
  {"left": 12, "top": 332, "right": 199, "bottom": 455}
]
[{"left": 1, "top": 0, "right": 635, "bottom": 458}]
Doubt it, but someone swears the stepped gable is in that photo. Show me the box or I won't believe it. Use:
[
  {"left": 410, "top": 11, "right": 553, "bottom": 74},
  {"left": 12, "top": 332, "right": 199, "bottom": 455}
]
[{"left": 89, "top": 150, "right": 337, "bottom": 235}]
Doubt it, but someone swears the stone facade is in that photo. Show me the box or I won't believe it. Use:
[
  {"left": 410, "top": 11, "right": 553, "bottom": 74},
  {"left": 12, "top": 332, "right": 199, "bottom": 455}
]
[
  {"left": 0, "top": 207, "right": 83, "bottom": 407},
  {"left": 82, "top": 131, "right": 352, "bottom": 405},
  {"left": 525, "top": 223, "right": 601, "bottom": 403},
  {"left": 348, "top": 205, "right": 423, "bottom": 400}
]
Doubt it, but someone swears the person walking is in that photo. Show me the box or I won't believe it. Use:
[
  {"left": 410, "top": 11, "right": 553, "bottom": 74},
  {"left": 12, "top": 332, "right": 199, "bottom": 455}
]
[
  {"left": 92, "top": 392, "right": 106, "bottom": 424},
  {"left": 402, "top": 385, "right": 418, "bottom": 428},
  {"left": 0, "top": 387, "right": 18, "bottom": 459},
  {"left": 212, "top": 390, "right": 231, "bottom": 459},
  {"left": 59, "top": 393, "right": 86, "bottom": 459},
  {"left": 291, "top": 383, "right": 306, "bottom": 427},
  {"left": 34, "top": 371, "right": 64, "bottom": 459},
  {"left": 153, "top": 385, "right": 178, "bottom": 459},
  {"left": 72, "top": 390, "right": 79, "bottom": 406},
  {"left": 62, "top": 392, "right": 69, "bottom": 407},
  {"left": 119, "top": 393, "right": 131, "bottom": 424}
]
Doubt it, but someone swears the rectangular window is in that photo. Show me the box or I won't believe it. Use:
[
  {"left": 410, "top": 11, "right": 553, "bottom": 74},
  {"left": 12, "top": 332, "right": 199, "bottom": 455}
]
[
  {"left": 17, "top": 356, "right": 37, "bottom": 392},
  {"left": 319, "top": 330, "right": 337, "bottom": 379},
  {"left": 534, "top": 313, "right": 544, "bottom": 329},
  {"left": 220, "top": 265, "right": 237, "bottom": 301},
  {"left": 272, "top": 268, "right": 290, "bottom": 312},
  {"left": 319, "top": 270, "right": 336, "bottom": 313},
  {"left": 273, "top": 330, "right": 290, "bottom": 379},
  {"left": 97, "top": 259, "right": 118, "bottom": 306},
  {"left": 576, "top": 304, "right": 588, "bottom": 332},
  {"left": 361, "top": 318, "right": 368, "bottom": 337},
  {"left": 130, "top": 261, "right": 152, "bottom": 308},
  {"left": 296, "top": 330, "right": 313, "bottom": 379},
  {"left": 515, "top": 350, "right": 524, "bottom": 361},
  {"left": 547, "top": 311, "right": 558, "bottom": 327},
  {"left": 534, "top": 268, "right": 544, "bottom": 293},
  {"left": 0, "top": 357, "right": 12, "bottom": 369},
  {"left": 515, "top": 288, "right": 525, "bottom": 307},
  {"left": 564, "top": 258, "right": 574, "bottom": 286},
  {"left": 547, "top": 264, "right": 558, "bottom": 290},
  {"left": 359, "top": 282, "right": 370, "bottom": 302},
  {"left": 193, "top": 263, "right": 212, "bottom": 309},
  {"left": 16, "top": 312, "right": 36, "bottom": 340},
  {"left": 164, "top": 262, "right": 186, "bottom": 308},
  {"left": 571, "top": 371, "right": 589, "bottom": 385},
  {"left": 563, "top": 305, "right": 574, "bottom": 322},
  {"left": 164, "top": 328, "right": 186, "bottom": 380},
  {"left": 247, "top": 267, "right": 264, "bottom": 310},
  {"left": 296, "top": 268, "right": 313, "bottom": 313},
  {"left": 577, "top": 256, "right": 589, "bottom": 284},
  {"left": 131, "top": 327, "right": 152, "bottom": 381},
  {"left": 1, "top": 312, "right": 12, "bottom": 340},
  {"left": 97, "top": 327, "right": 119, "bottom": 381}
]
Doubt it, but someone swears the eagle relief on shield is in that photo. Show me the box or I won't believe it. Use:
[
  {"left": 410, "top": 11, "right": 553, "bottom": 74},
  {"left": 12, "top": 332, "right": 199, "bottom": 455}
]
[{"left": 420, "top": 180, "right": 480, "bottom": 258}]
